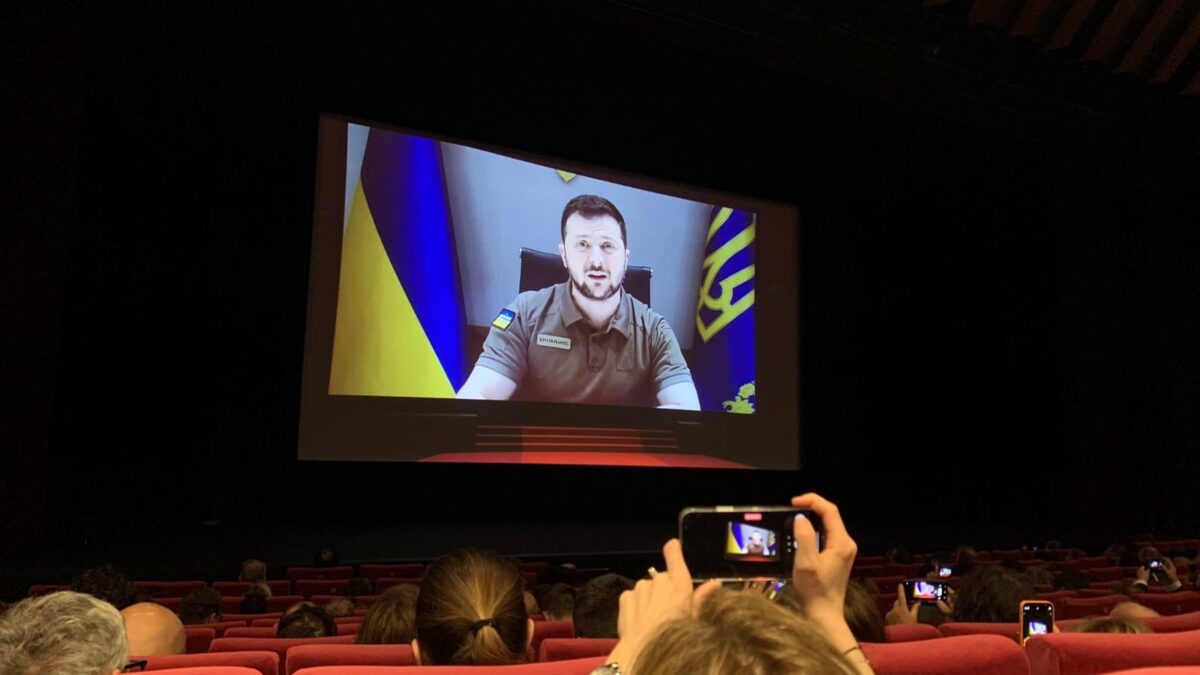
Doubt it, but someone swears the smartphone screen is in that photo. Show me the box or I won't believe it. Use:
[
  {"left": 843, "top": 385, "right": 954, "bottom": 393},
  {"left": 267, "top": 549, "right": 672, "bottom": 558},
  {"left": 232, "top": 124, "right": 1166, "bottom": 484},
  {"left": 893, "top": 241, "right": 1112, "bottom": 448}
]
[
  {"left": 938, "top": 566, "right": 953, "bottom": 578},
  {"left": 904, "top": 579, "right": 949, "bottom": 604},
  {"left": 679, "top": 507, "right": 820, "bottom": 581},
  {"left": 1021, "top": 601, "right": 1054, "bottom": 644}
]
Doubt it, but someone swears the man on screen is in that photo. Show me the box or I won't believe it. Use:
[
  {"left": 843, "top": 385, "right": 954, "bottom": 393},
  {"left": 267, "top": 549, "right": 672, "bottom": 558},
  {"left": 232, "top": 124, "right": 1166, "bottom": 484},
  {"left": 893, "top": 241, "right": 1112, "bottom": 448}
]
[
  {"left": 456, "top": 194, "right": 700, "bottom": 409},
  {"left": 745, "top": 530, "right": 767, "bottom": 556}
]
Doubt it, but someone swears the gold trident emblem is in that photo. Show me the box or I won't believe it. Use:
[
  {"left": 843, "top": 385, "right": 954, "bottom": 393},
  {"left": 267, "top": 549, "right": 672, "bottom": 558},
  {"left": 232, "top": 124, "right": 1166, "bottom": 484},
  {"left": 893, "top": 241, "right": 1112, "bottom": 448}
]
[{"left": 696, "top": 208, "right": 755, "bottom": 343}]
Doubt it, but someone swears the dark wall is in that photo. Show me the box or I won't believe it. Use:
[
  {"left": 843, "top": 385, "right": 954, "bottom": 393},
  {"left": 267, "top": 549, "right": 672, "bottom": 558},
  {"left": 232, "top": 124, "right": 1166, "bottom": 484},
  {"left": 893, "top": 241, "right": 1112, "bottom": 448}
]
[{"left": 4, "top": 2, "right": 1198, "bottom": 592}]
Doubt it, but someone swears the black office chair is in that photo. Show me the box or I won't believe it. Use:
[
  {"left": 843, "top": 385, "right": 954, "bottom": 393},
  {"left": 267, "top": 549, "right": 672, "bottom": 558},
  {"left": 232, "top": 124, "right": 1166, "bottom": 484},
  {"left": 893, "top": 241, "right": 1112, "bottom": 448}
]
[{"left": 518, "top": 247, "right": 652, "bottom": 306}]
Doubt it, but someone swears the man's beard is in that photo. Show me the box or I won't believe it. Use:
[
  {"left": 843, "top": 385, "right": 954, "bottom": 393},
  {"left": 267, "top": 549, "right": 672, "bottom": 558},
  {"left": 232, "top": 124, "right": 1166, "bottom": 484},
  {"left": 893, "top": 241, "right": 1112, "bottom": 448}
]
[{"left": 570, "top": 265, "right": 624, "bottom": 301}]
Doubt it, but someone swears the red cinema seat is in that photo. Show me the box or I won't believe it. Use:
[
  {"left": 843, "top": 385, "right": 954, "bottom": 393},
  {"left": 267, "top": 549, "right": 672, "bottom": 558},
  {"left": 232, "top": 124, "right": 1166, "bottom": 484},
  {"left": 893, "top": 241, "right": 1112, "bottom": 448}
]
[
  {"left": 1056, "top": 560, "right": 1085, "bottom": 572},
  {"left": 856, "top": 555, "right": 888, "bottom": 566},
  {"left": 189, "top": 621, "right": 249, "bottom": 638},
  {"left": 882, "top": 624, "right": 941, "bottom": 642},
  {"left": 517, "top": 562, "right": 552, "bottom": 576},
  {"left": 136, "top": 581, "right": 208, "bottom": 597},
  {"left": 853, "top": 565, "right": 886, "bottom": 578},
  {"left": 287, "top": 567, "right": 354, "bottom": 583},
  {"left": 1105, "top": 669, "right": 1200, "bottom": 675},
  {"left": 1073, "top": 557, "right": 1111, "bottom": 569},
  {"left": 1143, "top": 611, "right": 1200, "bottom": 633},
  {"left": 870, "top": 576, "right": 907, "bottom": 592},
  {"left": 1026, "top": 629, "right": 1200, "bottom": 675},
  {"left": 27, "top": 584, "right": 70, "bottom": 596},
  {"left": 142, "top": 651, "right": 279, "bottom": 675},
  {"left": 209, "top": 636, "right": 356, "bottom": 661},
  {"left": 224, "top": 613, "right": 283, "bottom": 624},
  {"left": 296, "top": 580, "right": 351, "bottom": 599},
  {"left": 884, "top": 563, "right": 923, "bottom": 576},
  {"left": 1037, "top": 591, "right": 1078, "bottom": 601},
  {"left": 186, "top": 627, "right": 217, "bottom": 653},
  {"left": 1058, "top": 595, "right": 1128, "bottom": 619},
  {"left": 213, "top": 581, "right": 293, "bottom": 597},
  {"left": 538, "top": 638, "right": 616, "bottom": 662},
  {"left": 335, "top": 617, "right": 364, "bottom": 625},
  {"left": 337, "top": 623, "right": 362, "bottom": 636},
  {"left": 375, "top": 579, "right": 421, "bottom": 592},
  {"left": 286, "top": 645, "right": 415, "bottom": 675},
  {"left": 289, "top": 659, "right": 605, "bottom": 675},
  {"left": 253, "top": 618, "right": 281, "bottom": 627},
  {"left": 860, "top": 634, "right": 1030, "bottom": 675},
  {"left": 992, "top": 550, "right": 1026, "bottom": 562},
  {"left": 359, "top": 564, "right": 423, "bottom": 581},
  {"left": 521, "top": 572, "right": 538, "bottom": 589},
  {"left": 147, "top": 662, "right": 260, "bottom": 667},
  {"left": 938, "top": 623, "right": 1020, "bottom": 640},
  {"left": 1134, "top": 593, "right": 1200, "bottom": 616},
  {"left": 1034, "top": 584, "right": 1057, "bottom": 593},
  {"left": 312, "top": 595, "right": 379, "bottom": 607},
  {"left": 1089, "top": 567, "right": 1128, "bottom": 582},
  {"left": 531, "top": 621, "right": 575, "bottom": 656},
  {"left": 226, "top": 627, "right": 281, "bottom": 638},
  {"left": 223, "top": 596, "right": 305, "bottom": 614},
  {"left": 1017, "top": 560, "right": 1047, "bottom": 570},
  {"left": 155, "top": 597, "right": 185, "bottom": 612}
]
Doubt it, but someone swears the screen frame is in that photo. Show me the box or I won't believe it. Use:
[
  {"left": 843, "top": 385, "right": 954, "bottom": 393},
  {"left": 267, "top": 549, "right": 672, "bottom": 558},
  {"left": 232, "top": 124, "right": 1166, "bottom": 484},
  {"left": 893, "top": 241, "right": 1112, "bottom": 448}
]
[{"left": 298, "top": 113, "right": 801, "bottom": 469}]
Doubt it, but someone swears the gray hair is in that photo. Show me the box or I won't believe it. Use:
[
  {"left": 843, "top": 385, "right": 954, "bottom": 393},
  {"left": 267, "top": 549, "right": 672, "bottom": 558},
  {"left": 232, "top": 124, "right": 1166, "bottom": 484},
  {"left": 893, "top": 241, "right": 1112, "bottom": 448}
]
[{"left": 0, "top": 591, "right": 130, "bottom": 675}]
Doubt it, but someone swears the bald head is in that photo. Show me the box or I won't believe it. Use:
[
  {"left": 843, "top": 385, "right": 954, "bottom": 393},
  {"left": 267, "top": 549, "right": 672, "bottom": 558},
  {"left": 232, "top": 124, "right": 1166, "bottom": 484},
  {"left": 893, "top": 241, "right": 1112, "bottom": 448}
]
[{"left": 122, "top": 602, "right": 185, "bottom": 656}]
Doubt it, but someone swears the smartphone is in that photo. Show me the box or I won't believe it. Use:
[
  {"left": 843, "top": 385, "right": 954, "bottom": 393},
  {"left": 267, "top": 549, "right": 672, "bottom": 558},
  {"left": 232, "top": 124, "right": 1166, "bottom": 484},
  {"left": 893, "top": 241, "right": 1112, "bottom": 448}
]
[
  {"left": 1148, "top": 559, "right": 1165, "bottom": 571},
  {"left": 679, "top": 506, "right": 820, "bottom": 582},
  {"left": 938, "top": 566, "right": 953, "bottom": 578},
  {"left": 903, "top": 579, "right": 950, "bottom": 605},
  {"left": 1021, "top": 600, "right": 1054, "bottom": 644}
]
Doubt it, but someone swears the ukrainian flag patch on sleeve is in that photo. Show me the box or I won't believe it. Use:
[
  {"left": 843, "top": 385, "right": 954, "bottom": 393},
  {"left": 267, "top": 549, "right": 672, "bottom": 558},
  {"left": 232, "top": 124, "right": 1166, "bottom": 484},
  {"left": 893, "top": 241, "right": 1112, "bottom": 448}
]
[{"left": 491, "top": 308, "right": 516, "bottom": 331}]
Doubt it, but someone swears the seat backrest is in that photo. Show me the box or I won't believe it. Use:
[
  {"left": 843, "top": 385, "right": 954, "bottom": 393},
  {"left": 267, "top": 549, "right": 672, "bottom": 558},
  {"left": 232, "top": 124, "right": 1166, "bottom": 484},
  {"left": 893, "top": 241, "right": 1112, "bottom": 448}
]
[
  {"left": 185, "top": 627, "right": 216, "bottom": 654},
  {"left": 142, "top": 650, "right": 280, "bottom": 675},
  {"left": 375, "top": 579, "right": 421, "bottom": 592},
  {"left": 1026, "top": 629, "right": 1200, "bottom": 675},
  {"left": 938, "top": 623, "right": 1020, "bottom": 641},
  {"left": 1101, "top": 669, "right": 1200, "bottom": 674},
  {"left": 883, "top": 563, "right": 923, "bottom": 576},
  {"left": 209, "top": 636, "right": 357, "bottom": 660},
  {"left": 290, "top": 657, "right": 605, "bottom": 675},
  {"left": 1088, "top": 567, "right": 1127, "bottom": 582},
  {"left": 27, "top": 583, "right": 70, "bottom": 596},
  {"left": 1142, "top": 610, "right": 1200, "bottom": 633},
  {"left": 223, "top": 596, "right": 306, "bottom": 614},
  {"left": 227, "top": 627, "right": 281, "bottom": 638},
  {"left": 224, "top": 613, "right": 283, "bottom": 624},
  {"left": 1133, "top": 592, "right": 1200, "bottom": 616},
  {"left": 285, "top": 644, "right": 415, "bottom": 675},
  {"left": 359, "top": 564, "right": 423, "bottom": 581},
  {"left": 531, "top": 621, "right": 575, "bottom": 656},
  {"left": 296, "top": 579, "right": 351, "bottom": 599},
  {"left": 136, "top": 581, "right": 208, "bottom": 597},
  {"left": 287, "top": 567, "right": 355, "bottom": 582},
  {"left": 214, "top": 581, "right": 292, "bottom": 597},
  {"left": 518, "top": 247, "right": 651, "bottom": 307},
  {"left": 312, "top": 595, "right": 379, "bottom": 608},
  {"left": 144, "top": 662, "right": 261, "bottom": 667},
  {"left": 882, "top": 623, "right": 941, "bottom": 642},
  {"left": 860, "top": 634, "right": 1030, "bottom": 675},
  {"left": 155, "top": 597, "right": 185, "bottom": 612},
  {"left": 1058, "top": 594, "right": 1128, "bottom": 619},
  {"left": 538, "top": 638, "right": 616, "bottom": 662}
]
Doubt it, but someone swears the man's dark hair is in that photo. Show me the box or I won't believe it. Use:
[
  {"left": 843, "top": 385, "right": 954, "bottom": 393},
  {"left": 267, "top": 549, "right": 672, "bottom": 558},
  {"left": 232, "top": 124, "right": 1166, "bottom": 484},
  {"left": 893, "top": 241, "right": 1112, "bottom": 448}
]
[
  {"left": 346, "top": 578, "right": 372, "bottom": 597},
  {"left": 560, "top": 195, "right": 627, "bottom": 248},
  {"left": 277, "top": 603, "right": 336, "bottom": 638},
  {"left": 180, "top": 588, "right": 223, "bottom": 624},
  {"left": 573, "top": 574, "right": 634, "bottom": 638},
  {"left": 239, "top": 559, "right": 267, "bottom": 583},
  {"left": 953, "top": 567, "right": 1033, "bottom": 623},
  {"left": 540, "top": 584, "right": 575, "bottom": 622},
  {"left": 240, "top": 590, "right": 268, "bottom": 614},
  {"left": 70, "top": 564, "right": 137, "bottom": 610},
  {"left": 313, "top": 546, "right": 339, "bottom": 568}
]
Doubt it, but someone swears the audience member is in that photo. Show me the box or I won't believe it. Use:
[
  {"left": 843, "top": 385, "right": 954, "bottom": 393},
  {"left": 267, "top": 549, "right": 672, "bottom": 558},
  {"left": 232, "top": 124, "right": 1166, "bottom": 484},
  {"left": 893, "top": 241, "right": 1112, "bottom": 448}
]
[
  {"left": 1110, "top": 600, "right": 1161, "bottom": 621},
  {"left": 346, "top": 577, "right": 373, "bottom": 597},
  {"left": 71, "top": 564, "right": 137, "bottom": 610},
  {"left": 1111, "top": 581, "right": 1140, "bottom": 597},
  {"left": 1068, "top": 617, "right": 1152, "bottom": 634},
  {"left": 886, "top": 546, "right": 913, "bottom": 565},
  {"left": 122, "top": 602, "right": 186, "bottom": 656},
  {"left": 240, "top": 558, "right": 267, "bottom": 583},
  {"left": 413, "top": 548, "right": 532, "bottom": 666},
  {"left": 539, "top": 583, "right": 575, "bottom": 623},
  {"left": 604, "top": 493, "right": 871, "bottom": 675},
  {"left": 0, "top": 591, "right": 130, "bottom": 675},
  {"left": 954, "top": 546, "right": 979, "bottom": 576},
  {"left": 180, "top": 588, "right": 223, "bottom": 625},
  {"left": 779, "top": 579, "right": 886, "bottom": 643},
  {"left": 324, "top": 597, "right": 359, "bottom": 618},
  {"left": 0, "top": 600, "right": 7, "bottom": 615},
  {"left": 314, "top": 546, "right": 340, "bottom": 567},
  {"left": 357, "top": 584, "right": 418, "bottom": 644},
  {"left": 952, "top": 567, "right": 1032, "bottom": 623},
  {"left": 250, "top": 581, "right": 273, "bottom": 597},
  {"left": 277, "top": 602, "right": 336, "bottom": 638},
  {"left": 573, "top": 573, "right": 635, "bottom": 638},
  {"left": 1055, "top": 569, "right": 1092, "bottom": 590},
  {"left": 523, "top": 591, "right": 541, "bottom": 617},
  {"left": 1025, "top": 564, "right": 1055, "bottom": 587},
  {"left": 240, "top": 589, "right": 269, "bottom": 614}
]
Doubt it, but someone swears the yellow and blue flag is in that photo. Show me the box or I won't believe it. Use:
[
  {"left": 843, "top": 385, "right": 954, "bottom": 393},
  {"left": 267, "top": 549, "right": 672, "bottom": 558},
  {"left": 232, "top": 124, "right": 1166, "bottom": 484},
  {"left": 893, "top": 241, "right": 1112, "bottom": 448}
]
[
  {"left": 328, "top": 129, "right": 467, "bottom": 398},
  {"left": 693, "top": 206, "right": 756, "bottom": 413}
]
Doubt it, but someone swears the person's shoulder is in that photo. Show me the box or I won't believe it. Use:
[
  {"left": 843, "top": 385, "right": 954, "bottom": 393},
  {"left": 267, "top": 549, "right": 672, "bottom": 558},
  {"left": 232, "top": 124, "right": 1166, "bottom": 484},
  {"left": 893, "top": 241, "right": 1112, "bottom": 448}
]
[{"left": 511, "top": 283, "right": 562, "bottom": 314}]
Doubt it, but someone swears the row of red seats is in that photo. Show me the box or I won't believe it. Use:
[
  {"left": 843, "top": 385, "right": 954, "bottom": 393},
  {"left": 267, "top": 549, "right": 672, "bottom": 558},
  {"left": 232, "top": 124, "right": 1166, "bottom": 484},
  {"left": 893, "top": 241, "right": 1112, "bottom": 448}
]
[{"left": 131, "top": 628, "right": 1200, "bottom": 675}]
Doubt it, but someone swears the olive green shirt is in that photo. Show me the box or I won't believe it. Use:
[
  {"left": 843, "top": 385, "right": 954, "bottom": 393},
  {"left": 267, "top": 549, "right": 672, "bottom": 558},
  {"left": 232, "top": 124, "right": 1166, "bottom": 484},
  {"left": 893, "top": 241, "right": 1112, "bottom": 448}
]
[{"left": 476, "top": 283, "right": 693, "bottom": 407}]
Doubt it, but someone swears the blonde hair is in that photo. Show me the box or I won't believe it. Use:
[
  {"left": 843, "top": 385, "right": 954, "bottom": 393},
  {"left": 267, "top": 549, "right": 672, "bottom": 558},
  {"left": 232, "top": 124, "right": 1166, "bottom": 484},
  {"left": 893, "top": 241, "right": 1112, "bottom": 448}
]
[
  {"left": 633, "top": 588, "right": 857, "bottom": 675},
  {"left": 0, "top": 591, "right": 130, "bottom": 675},
  {"left": 415, "top": 549, "right": 529, "bottom": 665}
]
